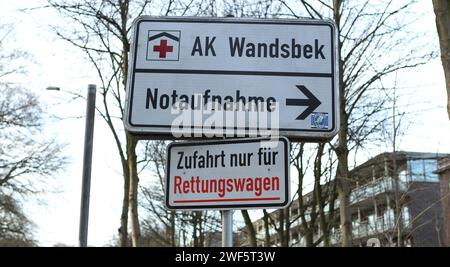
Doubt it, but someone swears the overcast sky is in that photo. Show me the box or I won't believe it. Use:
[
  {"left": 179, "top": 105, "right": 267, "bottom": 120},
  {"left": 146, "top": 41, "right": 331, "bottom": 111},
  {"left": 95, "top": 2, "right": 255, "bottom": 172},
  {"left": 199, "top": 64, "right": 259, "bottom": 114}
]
[{"left": 1, "top": 0, "right": 450, "bottom": 246}]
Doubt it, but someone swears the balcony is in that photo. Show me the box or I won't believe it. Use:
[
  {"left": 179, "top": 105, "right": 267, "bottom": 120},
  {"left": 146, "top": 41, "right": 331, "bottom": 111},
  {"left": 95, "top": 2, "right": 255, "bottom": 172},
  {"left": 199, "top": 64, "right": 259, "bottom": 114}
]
[
  {"left": 262, "top": 211, "right": 411, "bottom": 247},
  {"left": 328, "top": 210, "right": 411, "bottom": 246},
  {"left": 353, "top": 216, "right": 393, "bottom": 238},
  {"left": 350, "top": 177, "right": 407, "bottom": 205}
]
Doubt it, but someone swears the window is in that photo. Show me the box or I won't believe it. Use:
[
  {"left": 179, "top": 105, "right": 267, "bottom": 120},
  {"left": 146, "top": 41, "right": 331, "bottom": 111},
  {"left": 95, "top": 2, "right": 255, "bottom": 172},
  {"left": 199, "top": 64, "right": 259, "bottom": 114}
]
[
  {"left": 402, "top": 206, "right": 410, "bottom": 227},
  {"left": 409, "top": 160, "right": 424, "bottom": 181},
  {"left": 409, "top": 159, "right": 439, "bottom": 182},
  {"left": 423, "top": 160, "right": 439, "bottom": 182},
  {"left": 368, "top": 214, "right": 376, "bottom": 230},
  {"left": 399, "top": 170, "right": 408, "bottom": 183},
  {"left": 384, "top": 209, "right": 394, "bottom": 227},
  {"left": 305, "top": 213, "right": 311, "bottom": 221}
]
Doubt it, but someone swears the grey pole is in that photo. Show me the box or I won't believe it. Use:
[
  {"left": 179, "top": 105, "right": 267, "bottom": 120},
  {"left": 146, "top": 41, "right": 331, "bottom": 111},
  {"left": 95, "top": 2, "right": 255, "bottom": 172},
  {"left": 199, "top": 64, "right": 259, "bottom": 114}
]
[
  {"left": 222, "top": 210, "right": 233, "bottom": 247},
  {"left": 79, "top": 84, "right": 96, "bottom": 247}
]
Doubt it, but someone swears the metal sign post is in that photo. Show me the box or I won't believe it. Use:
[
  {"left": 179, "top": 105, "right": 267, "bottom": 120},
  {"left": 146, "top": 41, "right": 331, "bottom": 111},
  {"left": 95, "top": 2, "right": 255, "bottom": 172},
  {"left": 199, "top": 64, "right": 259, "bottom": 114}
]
[
  {"left": 79, "top": 84, "right": 96, "bottom": 247},
  {"left": 222, "top": 210, "right": 233, "bottom": 247}
]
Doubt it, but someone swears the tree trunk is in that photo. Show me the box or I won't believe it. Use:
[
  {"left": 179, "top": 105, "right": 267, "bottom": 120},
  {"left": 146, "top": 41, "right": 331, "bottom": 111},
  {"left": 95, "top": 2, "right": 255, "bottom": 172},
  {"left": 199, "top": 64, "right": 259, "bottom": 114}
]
[
  {"left": 192, "top": 212, "right": 201, "bottom": 247},
  {"left": 197, "top": 211, "right": 205, "bottom": 247},
  {"left": 118, "top": 166, "right": 129, "bottom": 247},
  {"left": 283, "top": 207, "right": 290, "bottom": 247},
  {"left": 325, "top": 178, "right": 338, "bottom": 246},
  {"left": 262, "top": 209, "right": 271, "bottom": 247},
  {"left": 298, "top": 171, "right": 313, "bottom": 247},
  {"left": 391, "top": 96, "right": 403, "bottom": 247},
  {"left": 128, "top": 135, "right": 141, "bottom": 247},
  {"left": 336, "top": 118, "right": 352, "bottom": 247},
  {"left": 333, "top": 0, "right": 352, "bottom": 247},
  {"left": 277, "top": 209, "right": 285, "bottom": 247},
  {"left": 170, "top": 211, "right": 176, "bottom": 247},
  {"left": 336, "top": 175, "right": 352, "bottom": 247},
  {"left": 315, "top": 143, "right": 329, "bottom": 246},
  {"left": 433, "top": 0, "right": 450, "bottom": 119},
  {"left": 241, "top": 210, "right": 257, "bottom": 246},
  {"left": 118, "top": 137, "right": 130, "bottom": 247},
  {"left": 118, "top": 0, "right": 132, "bottom": 248},
  {"left": 392, "top": 155, "right": 403, "bottom": 247},
  {"left": 304, "top": 228, "right": 314, "bottom": 247}
]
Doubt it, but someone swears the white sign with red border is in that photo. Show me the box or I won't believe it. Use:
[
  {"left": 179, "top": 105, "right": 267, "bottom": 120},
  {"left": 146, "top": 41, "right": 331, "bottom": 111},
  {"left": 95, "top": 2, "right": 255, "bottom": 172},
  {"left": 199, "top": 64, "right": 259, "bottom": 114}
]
[{"left": 165, "top": 137, "right": 290, "bottom": 210}]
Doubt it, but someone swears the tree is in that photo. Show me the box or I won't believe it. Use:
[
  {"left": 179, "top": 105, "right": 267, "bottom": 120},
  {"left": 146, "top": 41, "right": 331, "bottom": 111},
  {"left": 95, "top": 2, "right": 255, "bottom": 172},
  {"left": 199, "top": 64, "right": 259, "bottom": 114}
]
[
  {"left": 246, "top": 0, "right": 434, "bottom": 247},
  {"left": 0, "top": 194, "right": 36, "bottom": 246},
  {"left": 289, "top": 142, "right": 337, "bottom": 247},
  {"left": 47, "top": 0, "right": 154, "bottom": 246},
  {"left": 47, "top": 0, "right": 435, "bottom": 247},
  {"left": 138, "top": 141, "right": 176, "bottom": 247},
  {"left": 256, "top": 142, "right": 335, "bottom": 247},
  {"left": 433, "top": 0, "right": 450, "bottom": 119},
  {"left": 0, "top": 23, "right": 66, "bottom": 246},
  {"left": 241, "top": 209, "right": 258, "bottom": 247},
  {"left": 279, "top": 0, "right": 435, "bottom": 246},
  {"left": 331, "top": 0, "right": 435, "bottom": 246},
  {"left": 139, "top": 141, "right": 221, "bottom": 247},
  {"left": 47, "top": 0, "right": 227, "bottom": 247}
]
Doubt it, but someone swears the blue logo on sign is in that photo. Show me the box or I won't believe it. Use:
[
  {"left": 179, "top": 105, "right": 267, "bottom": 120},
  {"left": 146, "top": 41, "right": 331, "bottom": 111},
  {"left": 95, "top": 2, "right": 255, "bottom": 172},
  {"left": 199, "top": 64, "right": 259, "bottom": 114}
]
[{"left": 311, "top": 113, "right": 328, "bottom": 129}]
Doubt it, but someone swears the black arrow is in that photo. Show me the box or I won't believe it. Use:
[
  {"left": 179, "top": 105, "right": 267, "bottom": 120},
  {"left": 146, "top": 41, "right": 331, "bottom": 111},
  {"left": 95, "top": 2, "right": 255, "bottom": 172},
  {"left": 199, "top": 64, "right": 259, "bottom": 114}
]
[{"left": 285, "top": 85, "right": 321, "bottom": 120}]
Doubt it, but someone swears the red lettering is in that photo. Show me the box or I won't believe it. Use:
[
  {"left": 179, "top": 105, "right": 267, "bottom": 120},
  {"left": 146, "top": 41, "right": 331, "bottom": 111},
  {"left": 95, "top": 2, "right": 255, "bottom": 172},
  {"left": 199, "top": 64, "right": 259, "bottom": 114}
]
[
  {"left": 218, "top": 179, "right": 226, "bottom": 197},
  {"left": 173, "top": 175, "right": 281, "bottom": 198},
  {"left": 174, "top": 175, "right": 182, "bottom": 193},
  {"left": 246, "top": 178, "right": 254, "bottom": 191},
  {"left": 195, "top": 176, "right": 200, "bottom": 193},
  {"left": 226, "top": 179, "right": 233, "bottom": 192},
  {"left": 190, "top": 176, "right": 196, "bottom": 193},
  {"left": 272, "top": 176, "right": 280, "bottom": 190},
  {"left": 234, "top": 178, "right": 245, "bottom": 191},
  {"left": 263, "top": 177, "right": 271, "bottom": 191},
  {"left": 183, "top": 180, "right": 190, "bottom": 193},
  {"left": 255, "top": 177, "right": 262, "bottom": 196}
]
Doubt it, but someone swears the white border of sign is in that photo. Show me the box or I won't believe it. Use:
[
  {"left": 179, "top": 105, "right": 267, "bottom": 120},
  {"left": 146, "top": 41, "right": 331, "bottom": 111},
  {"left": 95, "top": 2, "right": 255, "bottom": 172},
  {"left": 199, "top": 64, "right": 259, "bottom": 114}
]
[
  {"left": 124, "top": 16, "right": 340, "bottom": 141},
  {"left": 165, "top": 137, "right": 290, "bottom": 211}
]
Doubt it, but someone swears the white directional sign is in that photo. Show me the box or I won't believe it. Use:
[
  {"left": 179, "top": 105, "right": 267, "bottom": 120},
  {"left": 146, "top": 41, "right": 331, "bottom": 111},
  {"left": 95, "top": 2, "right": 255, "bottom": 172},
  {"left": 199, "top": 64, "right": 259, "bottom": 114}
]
[
  {"left": 165, "top": 137, "right": 290, "bottom": 210},
  {"left": 124, "top": 17, "right": 339, "bottom": 140}
]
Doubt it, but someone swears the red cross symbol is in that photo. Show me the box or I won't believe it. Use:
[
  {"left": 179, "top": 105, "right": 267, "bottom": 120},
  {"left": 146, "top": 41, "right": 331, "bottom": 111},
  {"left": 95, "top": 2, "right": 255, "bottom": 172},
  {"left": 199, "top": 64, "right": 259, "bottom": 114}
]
[{"left": 153, "top": 39, "right": 173, "bottom": 58}]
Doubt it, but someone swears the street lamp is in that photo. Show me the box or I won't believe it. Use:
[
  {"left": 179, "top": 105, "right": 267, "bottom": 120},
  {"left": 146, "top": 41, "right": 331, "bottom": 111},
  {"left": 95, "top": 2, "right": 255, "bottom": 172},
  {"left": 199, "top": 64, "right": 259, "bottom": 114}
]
[
  {"left": 46, "top": 86, "right": 61, "bottom": 91},
  {"left": 46, "top": 84, "right": 96, "bottom": 247}
]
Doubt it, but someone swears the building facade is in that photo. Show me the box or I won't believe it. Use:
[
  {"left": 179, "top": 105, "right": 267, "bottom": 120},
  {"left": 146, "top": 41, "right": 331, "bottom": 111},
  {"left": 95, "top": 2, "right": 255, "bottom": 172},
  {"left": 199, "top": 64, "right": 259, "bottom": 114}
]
[
  {"left": 250, "top": 151, "right": 448, "bottom": 247},
  {"left": 435, "top": 157, "right": 450, "bottom": 246}
]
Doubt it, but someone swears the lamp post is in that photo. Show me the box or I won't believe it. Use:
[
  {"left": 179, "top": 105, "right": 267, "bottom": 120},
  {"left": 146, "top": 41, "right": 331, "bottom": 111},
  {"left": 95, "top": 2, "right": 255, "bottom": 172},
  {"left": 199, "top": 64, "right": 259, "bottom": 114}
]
[
  {"left": 79, "top": 84, "right": 96, "bottom": 247},
  {"left": 46, "top": 84, "right": 97, "bottom": 247},
  {"left": 46, "top": 86, "right": 61, "bottom": 91}
]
